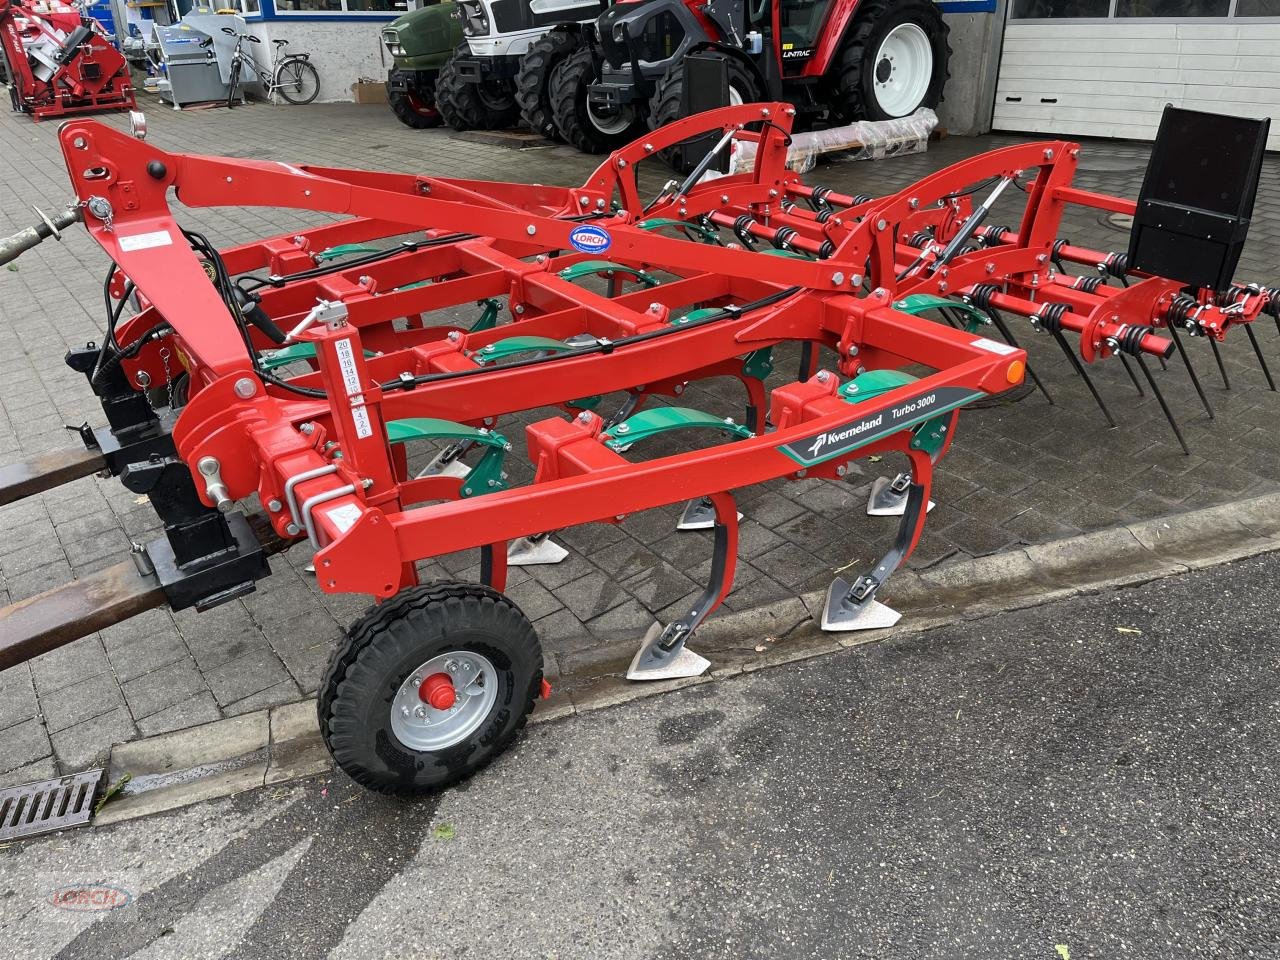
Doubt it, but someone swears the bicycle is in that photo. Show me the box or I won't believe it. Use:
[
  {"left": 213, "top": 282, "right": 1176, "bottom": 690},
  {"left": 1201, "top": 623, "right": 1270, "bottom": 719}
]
[{"left": 221, "top": 28, "right": 320, "bottom": 108}]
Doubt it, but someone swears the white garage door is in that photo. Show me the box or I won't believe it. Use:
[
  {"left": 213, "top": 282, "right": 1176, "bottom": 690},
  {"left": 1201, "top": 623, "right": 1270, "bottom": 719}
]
[{"left": 994, "top": 0, "right": 1280, "bottom": 150}]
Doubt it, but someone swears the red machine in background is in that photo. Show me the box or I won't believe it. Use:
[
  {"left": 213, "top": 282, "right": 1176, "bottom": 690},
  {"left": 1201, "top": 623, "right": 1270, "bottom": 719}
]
[{"left": 1, "top": 0, "right": 134, "bottom": 121}]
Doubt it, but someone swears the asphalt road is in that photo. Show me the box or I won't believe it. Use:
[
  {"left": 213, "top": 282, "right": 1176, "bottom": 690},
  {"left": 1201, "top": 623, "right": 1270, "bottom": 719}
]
[{"left": 5, "top": 551, "right": 1280, "bottom": 960}]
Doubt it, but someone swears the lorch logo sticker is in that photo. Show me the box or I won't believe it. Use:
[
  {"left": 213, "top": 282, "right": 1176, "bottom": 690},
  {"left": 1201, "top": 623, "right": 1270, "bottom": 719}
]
[
  {"left": 568, "top": 225, "right": 611, "bottom": 255},
  {"left": 778, "top": 386, "right": 981, "bottom": 467},
  {"left": 48, "top": 884, "right": 134, "bottom": 912}
]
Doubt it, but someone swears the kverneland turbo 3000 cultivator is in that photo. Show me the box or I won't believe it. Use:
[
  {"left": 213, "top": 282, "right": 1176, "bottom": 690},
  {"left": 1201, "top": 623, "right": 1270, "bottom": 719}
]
[{"left": 1, "top": 104, "right": 1275, "bottom": 794}]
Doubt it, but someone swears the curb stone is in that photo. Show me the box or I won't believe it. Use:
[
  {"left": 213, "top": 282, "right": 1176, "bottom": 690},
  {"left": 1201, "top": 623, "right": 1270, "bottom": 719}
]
[{"left": 86, "top": 491, "right": 1280, "bottom": 826}]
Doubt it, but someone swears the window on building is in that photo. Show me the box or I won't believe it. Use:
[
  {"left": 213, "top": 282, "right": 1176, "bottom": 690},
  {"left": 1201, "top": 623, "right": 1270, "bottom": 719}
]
[
  {"left": 1012, "top": 0, "right": 1268, "bottom": 17},
  {"left": 1114, "top": 0, "right": 1229, "bottom": 15},
  {"left": 1236, "top": 0, "right": 1280, "bottom": 14},
  {"left": 1009, "top": 0, "right": 1109, "bottom": 17},
  {"left": 273, "top": 0, "right": 396, "bottom": 13}
]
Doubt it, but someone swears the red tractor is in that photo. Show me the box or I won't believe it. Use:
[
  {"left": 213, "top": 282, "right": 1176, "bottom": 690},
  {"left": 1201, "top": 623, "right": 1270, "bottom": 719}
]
[{"left": 519, "top": 0, "right": 948, "bottom": 153}]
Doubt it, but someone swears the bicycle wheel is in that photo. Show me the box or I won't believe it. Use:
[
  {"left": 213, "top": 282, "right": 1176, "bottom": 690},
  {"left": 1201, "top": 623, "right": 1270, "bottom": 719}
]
[
  {"left": 277, "top": 57, "right": 319, "bottom": 105},
  {"left": 225, "top": 60, "right": 241, "bottom": 109}
]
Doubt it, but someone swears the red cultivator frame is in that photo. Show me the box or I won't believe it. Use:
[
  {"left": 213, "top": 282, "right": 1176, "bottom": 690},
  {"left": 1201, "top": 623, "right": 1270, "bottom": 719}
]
[{"left": 1, "top": 103, "right": 1274, "bottom": 794}]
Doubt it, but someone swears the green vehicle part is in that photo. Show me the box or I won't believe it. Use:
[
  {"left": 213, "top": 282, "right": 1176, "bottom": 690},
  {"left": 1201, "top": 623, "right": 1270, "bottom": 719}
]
[
  {"left": 382, "top": 1, "right": 463, "bottom": 129},
  {"left": 557, "top": 260, "right": 660, "bottom": 290},
  {"left": 383, "top": 1, "right": 461, "bottom": 74},
  {"left": 385, "top": 418, "right": 509, "bottom": 498},
  {"left": 474, "top": 335, "right": 578, "bottom": 364},
  {"left": 258, "top": 343, "right": 376, "bottom": 372},
  {"left": 602, "top": 407, "right": 754, "bottom": 452},
  {"left": 638, "top": 218, "right": 721, "bottom": 244},
  {"left": 314, "top": 244, "right": 384, "bottom": 263},
  {"left": 893, "top": 293, "right": 991, "bottom": 333}
]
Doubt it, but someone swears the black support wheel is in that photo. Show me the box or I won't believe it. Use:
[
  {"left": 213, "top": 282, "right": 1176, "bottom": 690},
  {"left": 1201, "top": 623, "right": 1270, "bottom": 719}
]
[
  {"left": 830, "top": 0, "right": 950, "bottom": 122},
  {"left": 548, "top": 46, "right": 643, "bottom": 154},
  {"left": 648, "top": 54, "right": 762, "bottom": 171},
  {"left": 319, "top": 581, "right": 543, "bottom": 796},
  {"left": 388, "top": 68, "right": 443, "bottom": 128},
  {"left": 225, "top": 60, "right": 242, "bottom": 110},
  {"left": 436, "top": 46, "right": 520, "bottom": 132},
  {"left": 515, "top": 29, "right": 581, "bottom": 141}
]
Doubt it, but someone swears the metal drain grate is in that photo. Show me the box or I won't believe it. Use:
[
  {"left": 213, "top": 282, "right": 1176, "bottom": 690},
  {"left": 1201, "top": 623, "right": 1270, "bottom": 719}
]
[{"left": 0, "top": 769, "right": 104, "bottom": 842}]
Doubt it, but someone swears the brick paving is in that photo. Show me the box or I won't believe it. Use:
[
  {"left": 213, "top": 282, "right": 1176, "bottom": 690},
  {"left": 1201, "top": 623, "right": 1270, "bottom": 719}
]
[{"left": 1, "top": 95, "right": 1279, "bottom": 780}]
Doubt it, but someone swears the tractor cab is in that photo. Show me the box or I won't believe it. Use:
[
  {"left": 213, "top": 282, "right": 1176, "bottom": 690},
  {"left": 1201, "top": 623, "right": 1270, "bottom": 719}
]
[
  {"left": 575, "top": 0, "right": 947, "bottom": 155},
  {"left": 776, "top": 0, "right": 834, "bottom": 74}
]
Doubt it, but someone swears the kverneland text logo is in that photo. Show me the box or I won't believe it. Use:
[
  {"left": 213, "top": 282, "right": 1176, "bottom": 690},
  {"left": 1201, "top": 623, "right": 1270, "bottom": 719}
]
[{"left": 807, "top": 413, "right": 883, "bottom": 458}]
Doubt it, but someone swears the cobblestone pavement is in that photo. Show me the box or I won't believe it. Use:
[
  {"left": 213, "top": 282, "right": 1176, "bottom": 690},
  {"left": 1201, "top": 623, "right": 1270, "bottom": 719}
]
[{"left": 2, "top": 96, "right": 1279, "bottom": 780}]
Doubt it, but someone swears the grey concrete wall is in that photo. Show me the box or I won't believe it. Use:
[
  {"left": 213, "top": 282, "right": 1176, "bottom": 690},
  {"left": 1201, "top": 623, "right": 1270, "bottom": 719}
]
[{"left": 936, "top": 0, "right": 1006, "bottom": 137}]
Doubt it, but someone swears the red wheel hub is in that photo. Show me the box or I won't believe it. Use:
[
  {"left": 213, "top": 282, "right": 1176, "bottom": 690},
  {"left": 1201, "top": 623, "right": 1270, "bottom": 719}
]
[{"left": 418, "top": 672, "right": 456, "bottom": 710}]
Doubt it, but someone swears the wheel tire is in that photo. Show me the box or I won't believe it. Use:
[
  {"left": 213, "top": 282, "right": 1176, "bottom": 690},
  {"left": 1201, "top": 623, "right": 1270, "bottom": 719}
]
[
  {"left": 516, "top": 29, "right": 581, "bottom": 141},
  {"left": 831, "top": 0, "right": 949, "bottom": 122},
  {"left": 436, "top": 46, "right": 520, "bottom": 132},
  {"left": 319, "top": 581, "right": 543, "bottom": 796},
  {"left": 226, "top": 60, "right": 241, "bottom": 110},
  {"left": 388, "top": 68, "right": 443, "bottom": 129},
  {"left": 648, "top": 55, "right": 761, "bottom": 172},
  {"left": 549, "top": 45, "right": 642, "bottom": 154},
  {"left": 278, "top": 57, "right": 320, "bottom": 105}
]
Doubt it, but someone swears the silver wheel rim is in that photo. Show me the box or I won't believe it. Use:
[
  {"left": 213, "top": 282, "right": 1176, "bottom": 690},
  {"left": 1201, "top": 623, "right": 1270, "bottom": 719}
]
[
  {"left": 389, "top": 651, "right": 498, "bottom": 752},
  {"left": 872, "top": 22, "right": 932, "bottom": 117},
  {"left": 728, "top": 85, "right": 746, "bottom": 107},
  {"left": 587, "top": 98, "right": 632, "bottom": 136}
]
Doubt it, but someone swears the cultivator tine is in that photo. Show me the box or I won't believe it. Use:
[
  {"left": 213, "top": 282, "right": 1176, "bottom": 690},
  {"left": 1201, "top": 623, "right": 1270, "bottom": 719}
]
[
  {"left": 677, "top": 496, "right": 742, "bottom": 531},
  {"left": 417, "top": 440, "right": 474, "bottom": 479},
  {"left": 1049, "top": 327, "right": 1117, "bottom": 429},
  {"left": 824, "top": 481, "right": 928, "bottom": 632},
  {"left": 1134, "top": 354, "right": 1191, "bottom": 456},
  {"left": 866, "top": 472, "right": 935, "bottom": 517},
  {"left": 1244, "top": 325, "right": 1278, "bottom": 392},
  {"left": 629, "top": 493, "right": 737, "bottom": 681},
  {"left": 1116, "top": 353, "right": 1145, "bottom": 397},
  {"left": 1207, "top": 336, "right": 1231, "bottom": 390},
  {"left": 507, "top": 533, "right": 569, "bottom": 566},
  {"left": 1165, "top": 321, "right": 1215, "bottom": 419}
]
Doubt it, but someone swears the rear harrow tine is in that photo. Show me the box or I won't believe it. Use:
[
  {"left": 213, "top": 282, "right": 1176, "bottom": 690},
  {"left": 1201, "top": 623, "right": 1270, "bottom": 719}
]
[
  {"left": 1244, "top": 324, "right": 1278, "bottom": 391},
  {"left": 1117, "top": 353, "right": 1145, "bottom": 396},
  {"left": 1050, "top": 327, "right": 1116, "bottom": 428},
  {"left": 1165, "top": 320, "right": 1215, "bottom": 420},
  {"left": 1135, "top": 354, "right": 1191, "bottom": 456},
  {"left": 1207, "top": 336, "right": 1231, "bottom": 389},
  {"left": 982, "top": 307, "right": 1054, "bottom": 405}
]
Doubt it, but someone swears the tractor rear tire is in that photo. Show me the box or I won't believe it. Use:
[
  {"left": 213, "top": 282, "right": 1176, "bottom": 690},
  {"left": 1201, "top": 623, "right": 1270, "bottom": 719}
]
[
  {"left": 388, "top": 68, "right": 443, "bottom": 129},
  {"left": 319, "top": 581, "right": 543, "bottom": 796},
  {"left": 436, "top": 47, "right": 520, "bottom": 132},
  {"left": 831, "top": 0, "right": 949, "bottom": 122},
  {"left": 648, "top": 55, "right": 762, "bottom": 171},
  {"left": 516, "top": 29, "right": 581, "bottom": 141},
  {"left": 549, "top": 46, "right": 642, "bottom": 154}
]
